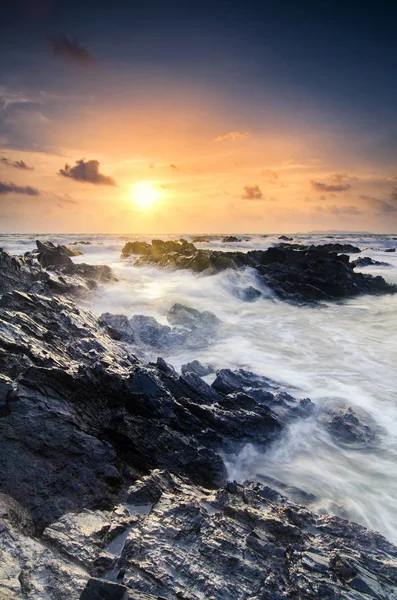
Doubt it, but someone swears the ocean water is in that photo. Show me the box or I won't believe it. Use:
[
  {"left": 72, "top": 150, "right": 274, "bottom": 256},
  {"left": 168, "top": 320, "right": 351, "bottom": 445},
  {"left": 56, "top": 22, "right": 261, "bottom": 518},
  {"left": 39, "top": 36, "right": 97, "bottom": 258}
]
[{"left": 2, "top": 231, "right": 397, "bottom": 542}]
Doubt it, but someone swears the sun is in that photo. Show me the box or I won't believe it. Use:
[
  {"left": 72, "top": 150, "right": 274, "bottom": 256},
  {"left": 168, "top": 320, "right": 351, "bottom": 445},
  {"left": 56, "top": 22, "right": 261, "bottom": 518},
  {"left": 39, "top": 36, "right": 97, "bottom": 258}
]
[{"left": 130, "top": 181, "right": 161, "bottom": 209}]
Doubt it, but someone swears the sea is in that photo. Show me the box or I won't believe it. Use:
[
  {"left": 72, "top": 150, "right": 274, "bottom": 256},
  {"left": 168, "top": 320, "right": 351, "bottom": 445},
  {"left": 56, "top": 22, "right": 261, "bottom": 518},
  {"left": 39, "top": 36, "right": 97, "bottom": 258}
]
[{"left": 1, "top": 231, "right": 397, "bottom": 543}]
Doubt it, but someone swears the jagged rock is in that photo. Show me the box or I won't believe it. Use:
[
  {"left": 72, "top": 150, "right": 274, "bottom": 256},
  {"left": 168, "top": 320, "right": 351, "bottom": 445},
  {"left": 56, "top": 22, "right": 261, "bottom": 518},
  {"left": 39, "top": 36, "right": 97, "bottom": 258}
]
[
  {"left": 70, "top": 241, "right": 92, "bottom": 245},
  {"left": 325, "top": 407, "right": 377, "bottom": 447},
  {"left": 222, "top": 235, "right": 242, "bottom": 243},
  {"left": 111, "top": 471, "right": 397, "bottom": 600},
  {"left": 385, "top": 248, "right": 396, "bottom": 252},
  {"left": 168, "top": 303, "right": 221, "bottom": 331},
  {"left": 0, "top": 494, "right": 88, "bottom": 599},
  {"left": 36, "top": 240, "right": 75, "bottom": 267},
  {"left": 100, "top": 310, "right": 216, "bottom": 351},
  {"left": 352, "top": 256, "right": 390, "bottom": 268},
  {"left": 278, "top": 235, "right": 293, "bottom": 241},
  {"left": 181, "top": 360, "right": 215, "bottom": 376}
]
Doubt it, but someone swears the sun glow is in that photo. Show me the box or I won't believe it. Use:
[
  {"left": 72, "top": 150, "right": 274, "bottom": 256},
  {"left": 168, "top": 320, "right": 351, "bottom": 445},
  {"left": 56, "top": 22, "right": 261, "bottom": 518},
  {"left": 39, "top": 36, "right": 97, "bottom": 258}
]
[{"left": 130, "top": 181, "right": 161, "bottom": 209}]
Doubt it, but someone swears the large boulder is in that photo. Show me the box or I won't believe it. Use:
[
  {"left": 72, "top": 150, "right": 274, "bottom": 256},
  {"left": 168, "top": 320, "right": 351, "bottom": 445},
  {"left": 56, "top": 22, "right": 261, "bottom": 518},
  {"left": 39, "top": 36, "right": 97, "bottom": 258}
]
[{"left": 36, "top": 240, "right": 74, "bottom": 267}]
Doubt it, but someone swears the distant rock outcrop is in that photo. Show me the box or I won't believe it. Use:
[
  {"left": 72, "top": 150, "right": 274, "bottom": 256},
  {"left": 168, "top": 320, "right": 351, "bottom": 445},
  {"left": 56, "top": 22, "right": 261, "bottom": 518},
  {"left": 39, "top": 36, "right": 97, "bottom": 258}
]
[{"left": 121, "top": 239, "right": 396, "bottom": 304}]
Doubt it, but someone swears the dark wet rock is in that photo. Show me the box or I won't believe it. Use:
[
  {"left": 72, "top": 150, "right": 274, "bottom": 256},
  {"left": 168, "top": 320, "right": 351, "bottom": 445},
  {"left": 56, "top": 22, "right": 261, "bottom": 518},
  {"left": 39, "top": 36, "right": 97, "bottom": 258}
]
[
  {"left": 181, "top": 359, "right": 215, "bottom": 377},
  {"left": 212, "top": 368, "right": 277, "bottom": 395},
  {"left": 70, "top": 241, "right": 92, "bottom": 245},
  {"left": 222, "top": 235, "right": 242, "bottom": 243},
  {"left": 212, "top": 369, "right": 314, "bottom": 422},
  {"left": 352, "top": 256, "right": 390, "bottom": 268},
  {"left": 120, "top": 239, "right": 396, "bottom": 304},
  {"left": 385, "top": 247, "right": 396, "bottom": 252},
  {"left": 278, "top": 235, "right": 293, "bottom": 241},
  {"left": 168, "top": 302, "right": 221, "bottom": 330},
  {"left": 80, "top": 578, "right": 129, "bottom": 600},
  {"left": 191, "top": 235, "right": 211, "bottom": 243},
  {"left": 255, "top": 473, "right": 318, "bottom": 505},
  {"left": 0, "top": 246, "right": 115, "bottom": 300},
  {"left": 36, "top": 239, "right": 74, "bottom": 267},
  {"left": 325, "top": 407, "right": 377, "bottom": 447},
  {"left": 234, "top": 284, "right": 262, "bottom": 301},
  {"left": 315, "top": 243, "right": 361, "bottom": 254}
]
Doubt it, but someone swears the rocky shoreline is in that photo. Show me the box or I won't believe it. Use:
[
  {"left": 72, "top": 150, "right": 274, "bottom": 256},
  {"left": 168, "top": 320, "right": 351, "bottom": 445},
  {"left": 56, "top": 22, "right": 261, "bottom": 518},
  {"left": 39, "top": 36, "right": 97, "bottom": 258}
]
[
  {"left": 1, "top": 241, "right": 397, "bottom": 599},
  {"left": 121, "top": 239, "right": 397, "bottom": 303}
]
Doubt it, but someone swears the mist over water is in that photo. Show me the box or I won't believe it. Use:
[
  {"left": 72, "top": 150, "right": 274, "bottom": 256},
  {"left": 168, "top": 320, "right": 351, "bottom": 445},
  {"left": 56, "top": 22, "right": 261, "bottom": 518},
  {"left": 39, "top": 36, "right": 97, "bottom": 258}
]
[{"left": 2, "top": 232, "right": 397, "bottom": 542}]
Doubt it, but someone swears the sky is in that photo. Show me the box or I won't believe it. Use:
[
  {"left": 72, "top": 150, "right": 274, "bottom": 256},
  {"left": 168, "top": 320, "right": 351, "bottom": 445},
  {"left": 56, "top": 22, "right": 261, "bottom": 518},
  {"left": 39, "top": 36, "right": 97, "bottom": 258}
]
[{"left": 1, "top": 0, "right": 397, "bottom": 233}]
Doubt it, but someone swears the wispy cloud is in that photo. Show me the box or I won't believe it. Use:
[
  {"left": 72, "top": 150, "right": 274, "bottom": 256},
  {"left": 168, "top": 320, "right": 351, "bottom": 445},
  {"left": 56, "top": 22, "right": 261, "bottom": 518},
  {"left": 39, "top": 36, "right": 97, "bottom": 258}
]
[
  {"left": 261, "top": 169, "right": 279, "bottom": 182},
  {"left": 1, "top": 156, "right": 34, "bottom": 170},
  {"left": 48, "top": 36, "right": 95, "bottom": 66},
  {"left": 0, "top": 181, "right": 39, "bottom": 196},
  {"left": 242, "top": 184, "right": 263, "bottom": 200},
  {"left": 311, "top": 180, "right": 352, "bottom": 193},
  {"left": 0, "top": 86, "right": 43, "bottom": 110},
  {"left": 169, "top": 164, "right": 179, "bottom": 170},
  {"left": 215, "top": 131, "right": 251, "bottom": 142},
  {"left": 58, "top": 159, "right": 116, "bottom": 186},
  {"left": 329, "top": 173, "right": 357, "bottom": 183}
]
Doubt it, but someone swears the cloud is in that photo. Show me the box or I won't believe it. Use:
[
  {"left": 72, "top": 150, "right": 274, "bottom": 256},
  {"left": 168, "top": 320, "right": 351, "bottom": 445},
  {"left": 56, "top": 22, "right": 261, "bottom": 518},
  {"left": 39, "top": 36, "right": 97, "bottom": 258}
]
[
  {"left": 48, "top": 36, "right": 95, "bottom": 66},
  {"left": 58, "top": 159, "right": 116, "bottom": 186},
  {"left": 261, "top": 169, "right": 279, "bottom": 182},
  {"left": 215, "top": 131, "right": 251, "bottom": 142},
  {"left": 169, "top": 164, "right": 179, "bottom": 170},
  {"left": 311, "top": 180, "right": 352, "bottom": 193},
  {"left": 329, "top": 173, "right": 357, "bottom": 183},
  {"left": 360, "top": 195, "right": 397, "bottom": 214},
  {"left": 391, "top": 187, "right": 397, "bottom": 201},
  {"left": 242, "top": 185, "right": 263, "bottom": 200},
  {"left": 0, "top": 181, "right": 39, "bottom": 196},
  {"left": 1, "top": 156, "right": 34, "bottom": 170},
  {"left": 0, "top": 86, "right": 43, "bottom": 110}
]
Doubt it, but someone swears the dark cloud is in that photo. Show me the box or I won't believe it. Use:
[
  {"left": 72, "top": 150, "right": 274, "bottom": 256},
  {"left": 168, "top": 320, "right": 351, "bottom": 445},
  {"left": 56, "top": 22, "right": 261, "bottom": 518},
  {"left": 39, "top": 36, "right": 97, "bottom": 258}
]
[
  {"left": 360, "top": 195, "right": 397, "bottom": 214},
  {"left": 1, "top": 156, "right": 34, "bottom": 170},
  {"left": 311, "top": 180, "right": 351, "bottom": 193},
  {"left": 48, "top": 36, "right": 95, "bottom": 66},
  {"left": 58, "top": 159, "right": 116, "bottom": 186},
  {"left": 169, "top": 164, "right": 179, "bottom": 170},
  {"left": 242, "top": 184, "right": 263, "bottom": 200},
  {"left": 0, "top": 181, "right": 39, "bottom": 196}
]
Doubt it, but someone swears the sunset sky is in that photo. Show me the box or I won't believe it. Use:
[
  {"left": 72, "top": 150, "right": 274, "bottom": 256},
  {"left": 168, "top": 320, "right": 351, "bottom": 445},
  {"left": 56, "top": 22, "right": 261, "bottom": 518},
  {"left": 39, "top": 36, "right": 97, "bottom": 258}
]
[{"left": 1, "top": 0, "right": 397, "bottom": 233}]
